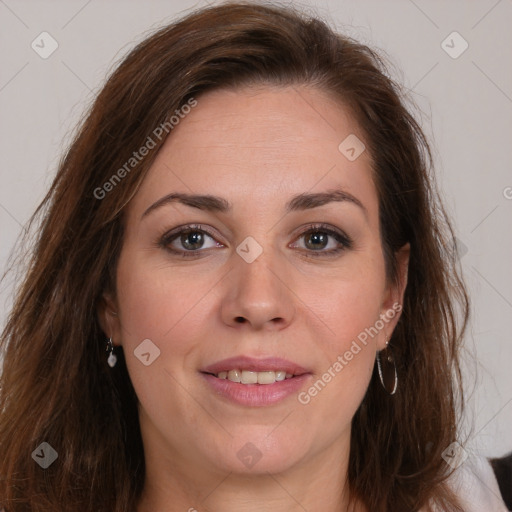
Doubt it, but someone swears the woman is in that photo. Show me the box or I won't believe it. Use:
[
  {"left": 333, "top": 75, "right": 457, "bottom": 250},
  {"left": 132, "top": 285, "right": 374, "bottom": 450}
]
[{"left": 0, "top": 2, "right": 507, "bottom": 511}]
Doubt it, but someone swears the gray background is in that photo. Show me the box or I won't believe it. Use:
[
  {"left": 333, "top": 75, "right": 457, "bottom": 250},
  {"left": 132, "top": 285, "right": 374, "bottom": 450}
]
[{"left": 1, "top": 0, "right": 511, "bottom": 458}]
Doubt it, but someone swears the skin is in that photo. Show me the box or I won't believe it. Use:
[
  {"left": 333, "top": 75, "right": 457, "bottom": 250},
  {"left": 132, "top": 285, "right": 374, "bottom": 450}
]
[{"left": 99, "top": 85, "right": 409, "bottom": 512}]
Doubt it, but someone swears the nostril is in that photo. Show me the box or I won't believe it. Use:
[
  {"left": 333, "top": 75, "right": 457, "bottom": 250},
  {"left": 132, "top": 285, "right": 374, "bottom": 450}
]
[{"left": 235, "top": 317, "right": 245, "bottom": 323}]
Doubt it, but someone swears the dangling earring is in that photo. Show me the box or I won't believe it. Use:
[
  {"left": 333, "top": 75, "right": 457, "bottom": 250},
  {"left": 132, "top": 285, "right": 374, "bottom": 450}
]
[
  {"left": 376, "top": 335, "right": 397, "bottom": 395},
  {"left": 106, "top": 337, "right": 117, "bottom": 368}
]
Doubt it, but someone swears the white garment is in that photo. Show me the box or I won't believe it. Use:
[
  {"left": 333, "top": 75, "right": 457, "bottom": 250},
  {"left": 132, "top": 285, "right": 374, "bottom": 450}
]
[{"left": 432, "top": 455, "right": 509, "bottom": 512}]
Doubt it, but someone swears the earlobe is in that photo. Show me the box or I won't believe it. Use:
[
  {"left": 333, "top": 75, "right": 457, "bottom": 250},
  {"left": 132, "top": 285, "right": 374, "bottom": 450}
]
[
  {"left": 383, "top": 243, "right": 410, "bottom": 309},
  {"left": 396, "top": 242, "right": 410, "bottom": 303},
  {"left": 378, "top": 243, "right": 410, "bottom": 349},
  {"left": 97, "top": 292, "right": 120, "bottom": 343}
]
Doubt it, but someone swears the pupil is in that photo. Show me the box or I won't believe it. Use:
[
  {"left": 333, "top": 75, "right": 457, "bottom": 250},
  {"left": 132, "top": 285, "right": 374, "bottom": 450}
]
[
  {"left": 306, "top": 232, "right": 327, "bottom": 250},
  {"left": 182, "top": 231, "right": 203, "bottom": 250}
]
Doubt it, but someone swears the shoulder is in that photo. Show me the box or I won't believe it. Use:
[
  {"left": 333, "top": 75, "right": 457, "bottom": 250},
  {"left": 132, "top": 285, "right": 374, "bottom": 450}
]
[{"left": 442, "top": 454, "right": 509, "bottom": 512}]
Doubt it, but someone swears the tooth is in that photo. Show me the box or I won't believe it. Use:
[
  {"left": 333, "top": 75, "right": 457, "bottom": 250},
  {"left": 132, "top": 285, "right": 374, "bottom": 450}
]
[
  {"left": 257, "top": 371, "right": 276, "bottom": 384},
  {"left": 227, "top": 369, "right": 241, "bottom": 382},
  {"left": 241, "top": 370, "right": 258, "bottom": 384},
  {"left": 214, "top": 369, "right": 294, "bottom": 383},
  {"left": 275, "top": 371, "right": 286, "bottom": 381}
]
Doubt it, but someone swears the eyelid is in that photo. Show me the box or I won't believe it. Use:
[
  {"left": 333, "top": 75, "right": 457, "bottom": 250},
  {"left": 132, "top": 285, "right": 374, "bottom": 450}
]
[
  {"left": 158, "top": 222, "right": 353, "bottom": 256},
  {"left": 160, "top": 223, "right": 222, "bottom": 244},
  {"left": 290, "top": 222, "right": 353, "bottom": 252}
]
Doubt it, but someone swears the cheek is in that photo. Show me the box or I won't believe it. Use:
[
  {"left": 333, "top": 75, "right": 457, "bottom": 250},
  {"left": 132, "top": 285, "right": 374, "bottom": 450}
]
[
  {"left": 298, "top": 286, "right": 380, "bottom": 436},
  {"left": 299, "top": 258, "right": 385, "bottom": 412},
  {"left": 114, "top": 254, "right": 213, "bottom": 423},
  {"left": 115, "top": 250, "right": 218, "bottom": 344},
  {"left": 314, "top": 256, "right": 386, "bottom": 347}
]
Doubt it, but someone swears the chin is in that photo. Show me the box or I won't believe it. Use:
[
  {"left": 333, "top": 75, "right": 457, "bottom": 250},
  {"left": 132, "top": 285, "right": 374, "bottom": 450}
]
[{"left": 208, "top": 430, "right": 306, "bottom": 475}]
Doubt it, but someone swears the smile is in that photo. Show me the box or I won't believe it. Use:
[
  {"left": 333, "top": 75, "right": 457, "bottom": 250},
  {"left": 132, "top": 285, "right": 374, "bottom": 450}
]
[{"left": 209, "top": 369, "right": 295, "bottom": 384}]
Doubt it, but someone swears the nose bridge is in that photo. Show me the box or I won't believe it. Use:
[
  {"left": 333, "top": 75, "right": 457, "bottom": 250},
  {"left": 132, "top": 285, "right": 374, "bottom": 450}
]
[{"left": 221, "top": 234, "right": 295, "bottom": 329}]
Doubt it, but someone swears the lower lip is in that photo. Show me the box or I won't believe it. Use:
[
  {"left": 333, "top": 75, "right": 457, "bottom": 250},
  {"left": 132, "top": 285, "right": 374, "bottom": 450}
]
[{"left": 201, "top": 372, "right": 312, "bottom": 407}]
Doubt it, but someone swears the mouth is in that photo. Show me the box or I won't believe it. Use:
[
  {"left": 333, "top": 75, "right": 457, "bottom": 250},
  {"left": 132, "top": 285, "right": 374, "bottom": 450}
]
[
  {"left": 199, "top": 356, "right": 312, "bottom": 405},
  {"left": 202, "top": 369, "right": 299, "bottom": 385},
  {"left": 200, "top": 355, "right": 310, "bottom": 383}
]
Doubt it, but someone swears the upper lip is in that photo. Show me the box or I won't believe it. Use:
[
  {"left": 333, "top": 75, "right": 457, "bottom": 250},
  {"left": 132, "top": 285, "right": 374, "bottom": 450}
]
[{"left": 201, "top": 356, "right": 311, "bottom": 376}]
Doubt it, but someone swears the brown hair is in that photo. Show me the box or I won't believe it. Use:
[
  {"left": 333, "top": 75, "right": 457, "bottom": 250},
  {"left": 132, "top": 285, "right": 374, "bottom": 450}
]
[{"left": 0, "top": 2, "right": 469, "bottom": 511}]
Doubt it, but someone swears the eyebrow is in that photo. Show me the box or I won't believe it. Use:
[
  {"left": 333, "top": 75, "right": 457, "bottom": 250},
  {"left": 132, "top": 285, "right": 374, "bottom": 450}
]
[{"left": 141, "top": 188, "right": 367, "bottom": 219}]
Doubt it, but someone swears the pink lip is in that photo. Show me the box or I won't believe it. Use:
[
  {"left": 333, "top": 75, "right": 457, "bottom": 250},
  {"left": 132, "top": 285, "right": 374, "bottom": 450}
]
[
  {"left": 201, "top": 356, "right": 310, "bottom": 376},
  {"left": 200, "top": 356, "right": 312, "bottom": 407},
  {"left": 201, "top": 373, "right": 312, "bottom": 407}
]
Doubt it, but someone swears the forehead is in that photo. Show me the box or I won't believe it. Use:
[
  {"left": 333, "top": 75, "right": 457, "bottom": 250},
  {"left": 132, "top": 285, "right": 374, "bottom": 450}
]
[{"left": 128, "top": 85, "right": 378, "bottom": 224}]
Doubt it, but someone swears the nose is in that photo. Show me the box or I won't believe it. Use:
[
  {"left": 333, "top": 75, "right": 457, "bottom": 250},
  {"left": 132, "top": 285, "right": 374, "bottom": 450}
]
[{"left": 220, "top": 247, "right": 296, "bottom": 331}]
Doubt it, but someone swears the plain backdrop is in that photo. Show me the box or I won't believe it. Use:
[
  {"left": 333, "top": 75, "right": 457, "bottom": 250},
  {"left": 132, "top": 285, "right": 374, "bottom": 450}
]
[{"left": 1, "top": 0, "right": 511, "bottom": 458}]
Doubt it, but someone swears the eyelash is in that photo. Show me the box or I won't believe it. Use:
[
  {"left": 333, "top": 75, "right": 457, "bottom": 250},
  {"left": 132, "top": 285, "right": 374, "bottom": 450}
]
[{"left": 158, "top": 223, "right": 353, "bottom": 258}]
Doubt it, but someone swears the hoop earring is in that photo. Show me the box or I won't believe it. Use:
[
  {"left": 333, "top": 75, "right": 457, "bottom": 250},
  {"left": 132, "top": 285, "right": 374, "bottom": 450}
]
[
  {"left": 376, "top": 336, "right": 397, "bottom": 395},
  {"left": 106, "top": 337, "right": 117, "bottom": 368}
]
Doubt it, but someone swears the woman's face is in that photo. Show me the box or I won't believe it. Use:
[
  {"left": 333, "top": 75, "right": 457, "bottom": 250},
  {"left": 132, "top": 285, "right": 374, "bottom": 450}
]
[{"left": 101, "top": 85, "right": 408, "bottom": 479}]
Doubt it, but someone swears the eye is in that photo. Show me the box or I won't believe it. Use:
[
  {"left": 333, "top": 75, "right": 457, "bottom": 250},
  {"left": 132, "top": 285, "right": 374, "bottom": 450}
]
[
  {"left": 158, "top": 222, "right": 352, "bottom": 258},
  {"left": 290, "top": 223, "right": 353, "bottom": 257},
  {"left": 160, "top": 224, "right": 223, "bottom": 256}
]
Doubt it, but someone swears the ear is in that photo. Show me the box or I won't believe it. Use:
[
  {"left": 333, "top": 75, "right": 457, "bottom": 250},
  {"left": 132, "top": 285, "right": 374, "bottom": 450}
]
[
  {"left": 97, "top": 291, "right": 122, "bottom": 347},
  {"left": 377, "top": 242, "right": 410, "bottom": 350}
]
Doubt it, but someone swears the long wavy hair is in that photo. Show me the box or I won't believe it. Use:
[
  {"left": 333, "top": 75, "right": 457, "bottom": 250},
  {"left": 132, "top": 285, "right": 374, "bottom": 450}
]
[{"left": 0, "top": 2, "right": 469, "bottom": 511}]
